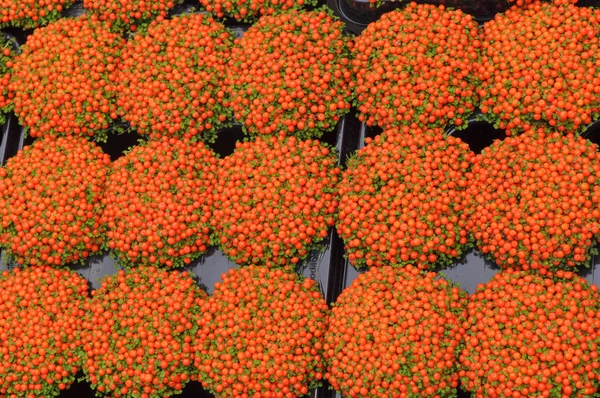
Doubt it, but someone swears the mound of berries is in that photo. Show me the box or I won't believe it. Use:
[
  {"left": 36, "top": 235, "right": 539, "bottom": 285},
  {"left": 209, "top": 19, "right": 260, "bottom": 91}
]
[
  {"left": 479, "top": 2, "right": 600, "bottom": 135},
  {"left": 82, "top": 267, "right": 203, "bottom": 398},
  {"left": 10, "top": 16, "right": 123, "bottom": 140},
  {"left": 117, "top": 14, "right": 233, "bottom": 141},
  {"left": 199, "top": 0, "right": 316, "bottom": 21},
  {"left": 466, "top": 129, "right": 600, "bottom": 271},
  {"left": 460, "top": 269, "right": 600, "bottom": 397},
  {"left": 324, "top": 265, "right": 468, "bottom": 398},
  {"left": 226, "top": 9, "right": 353, "bottom": 138},
  {"left": 0, "top": 0, "right": 72, "bottom": 29},
  {"left": 195, "top": 266, "right": 328, "bottom": 397},
  {"left": 0, "top": 137, "right": 110, "bottom": 267},
  {"left": 352, "top": 3, "right": 480, "bottom": 131},
  {"left": 0, "top": 35, "right": 14, "bottom": 126},
  {"left": 508, "top": 0, "right": 577, "bottom": 6},
  {"left": 338, "top": 129, "right": 473, "bottom": 270},
  {"left": 83, "top": 0, "right": 181, "bottom": 32},
  {"left": 102, "top": 137, "right": 218, "bottom": 268},
  {"left": 0, "top": 266, "right": 88, "bottom": 398},
  {"left": 213, "top": 134, "right": 340, "bottom": 267}
]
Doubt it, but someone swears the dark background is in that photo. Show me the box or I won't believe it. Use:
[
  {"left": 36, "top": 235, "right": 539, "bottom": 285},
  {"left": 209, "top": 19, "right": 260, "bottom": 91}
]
[{"left": 2, "top": 0, "right": 600, "bottom": 397}]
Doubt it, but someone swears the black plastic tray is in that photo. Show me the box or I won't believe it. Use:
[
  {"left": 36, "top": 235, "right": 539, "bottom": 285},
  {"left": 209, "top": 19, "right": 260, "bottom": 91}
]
[
  {"left": 0, "top": 4, "right": 359, "bottom": 397},
  {"left": 3, "top": 1, "right": 600, "bottom": 398},
  {"left": 0, "top": 114, "right": 361, "bottom": 398},
  {"left": 0, "top": 13, "right": 361, "bottom": 395}
]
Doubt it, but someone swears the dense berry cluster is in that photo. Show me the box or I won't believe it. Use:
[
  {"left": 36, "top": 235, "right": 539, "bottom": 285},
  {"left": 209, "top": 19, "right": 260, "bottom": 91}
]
[
  {"left": 325, "top": 265, "right": 468, "bottom": 398},
  {"left": 82, "top": 267, "right": 203, "bottom": 398},
  {"left": 226, "top": 9, "right": 353, "bottom": 138},
  {"left": 10, "top": 16, "right": 123, "bottom": 140},
  {"left": 508, "top": 0, "right": 577, "bottom": 5},
  {"left": 460, "top": 269, "right": 600, "bottom": 397},
  {"left": 352, "top": 3, "right": 480, "bottom": 130},
  {"left": 0, "top": 266, "right": 88, "bottom": 398},
  {"left": 195, "top": 266, "right": 328, "bottom": 397},
  {"left": 213, "top": 134, "right": 340, "bottom": 267},
  {"left": 117, "top": 14, "right": 233, "bottom": 141},
  {"left": 199, "top": 0, "right": 316, "bottom": 21},
  {"left": 0, "top": 35, "right": 14, "bottom": 126},
  {"left": 0, "top": 0, "right": 72, "bottom": 29},
  {"left": 83, "top": 0, "right": 181, "bottom": 32},
  {"left": 466, "top": 130, "right": 600, "bottom": 271},
  {"left": 478, "top": 2, "right": 600, "bottom": 135},
  {"left": 0, "top": 137, "right": 110, "bottom": 267},
  {"left": 103, "top": 137, "right": 218, "bottom": 268},
  {"left": 338, "top": 129, "right": 473, "bottom": 270}
]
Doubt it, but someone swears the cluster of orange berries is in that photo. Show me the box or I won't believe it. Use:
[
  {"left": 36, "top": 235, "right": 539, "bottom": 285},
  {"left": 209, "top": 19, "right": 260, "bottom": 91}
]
[
  {"left": 195, "top": 266, "right": 329, "bottom": 397},
  {"left": 83, "top": 0, "right": 180, "bottom": 32},
  {"left": 337, "top": 128, "right": 473, "bottom": 271},
  {"left": 0, "top": 136, "right": 110, "bottom": 267},
  {"left": 199, "top": 0, "right": 316, "bottom": 21},
  {"left": 212, "top": 134, "right": 340, "bottom": 267},
  {"left": 225, "top": 9, "right": 353, "bottom": 139},
  {"left": 325, "top": 265, "right": 468, "bottom": 398},
  {"left": 508, "top": 0, "right": 577, "bottom": 5},
  {"left": 466, "top": 130, "right": 600, "bottom": 272},
  {"left": 0, "top": 36, "right": 14, "bottom": 126},
  {"left": 9, "top": 16, "right": 124, "bottom": 141},
  {"left": 478, "top": 2, "right": 600, "bottom": 135},
  {"left": 102, "top": 137, "right": 219, "bottom": 269},
  {"left": 116, "top": 14, "right": 233, "bottom": 141},
  {"left": 82, "top": 267, "right": 204, "bottom": 397},
  {"left": 352, "top": 3, "right": 481, "bottom": 131},
  {"left": 0, "top": 266, "right": 88, "bottom": 398},
  {"left": 0, "top": 0, "right": 71, "bottom": 29},
  {"left": 460, "top": 269, "right": 600, "bottom": 398}
]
